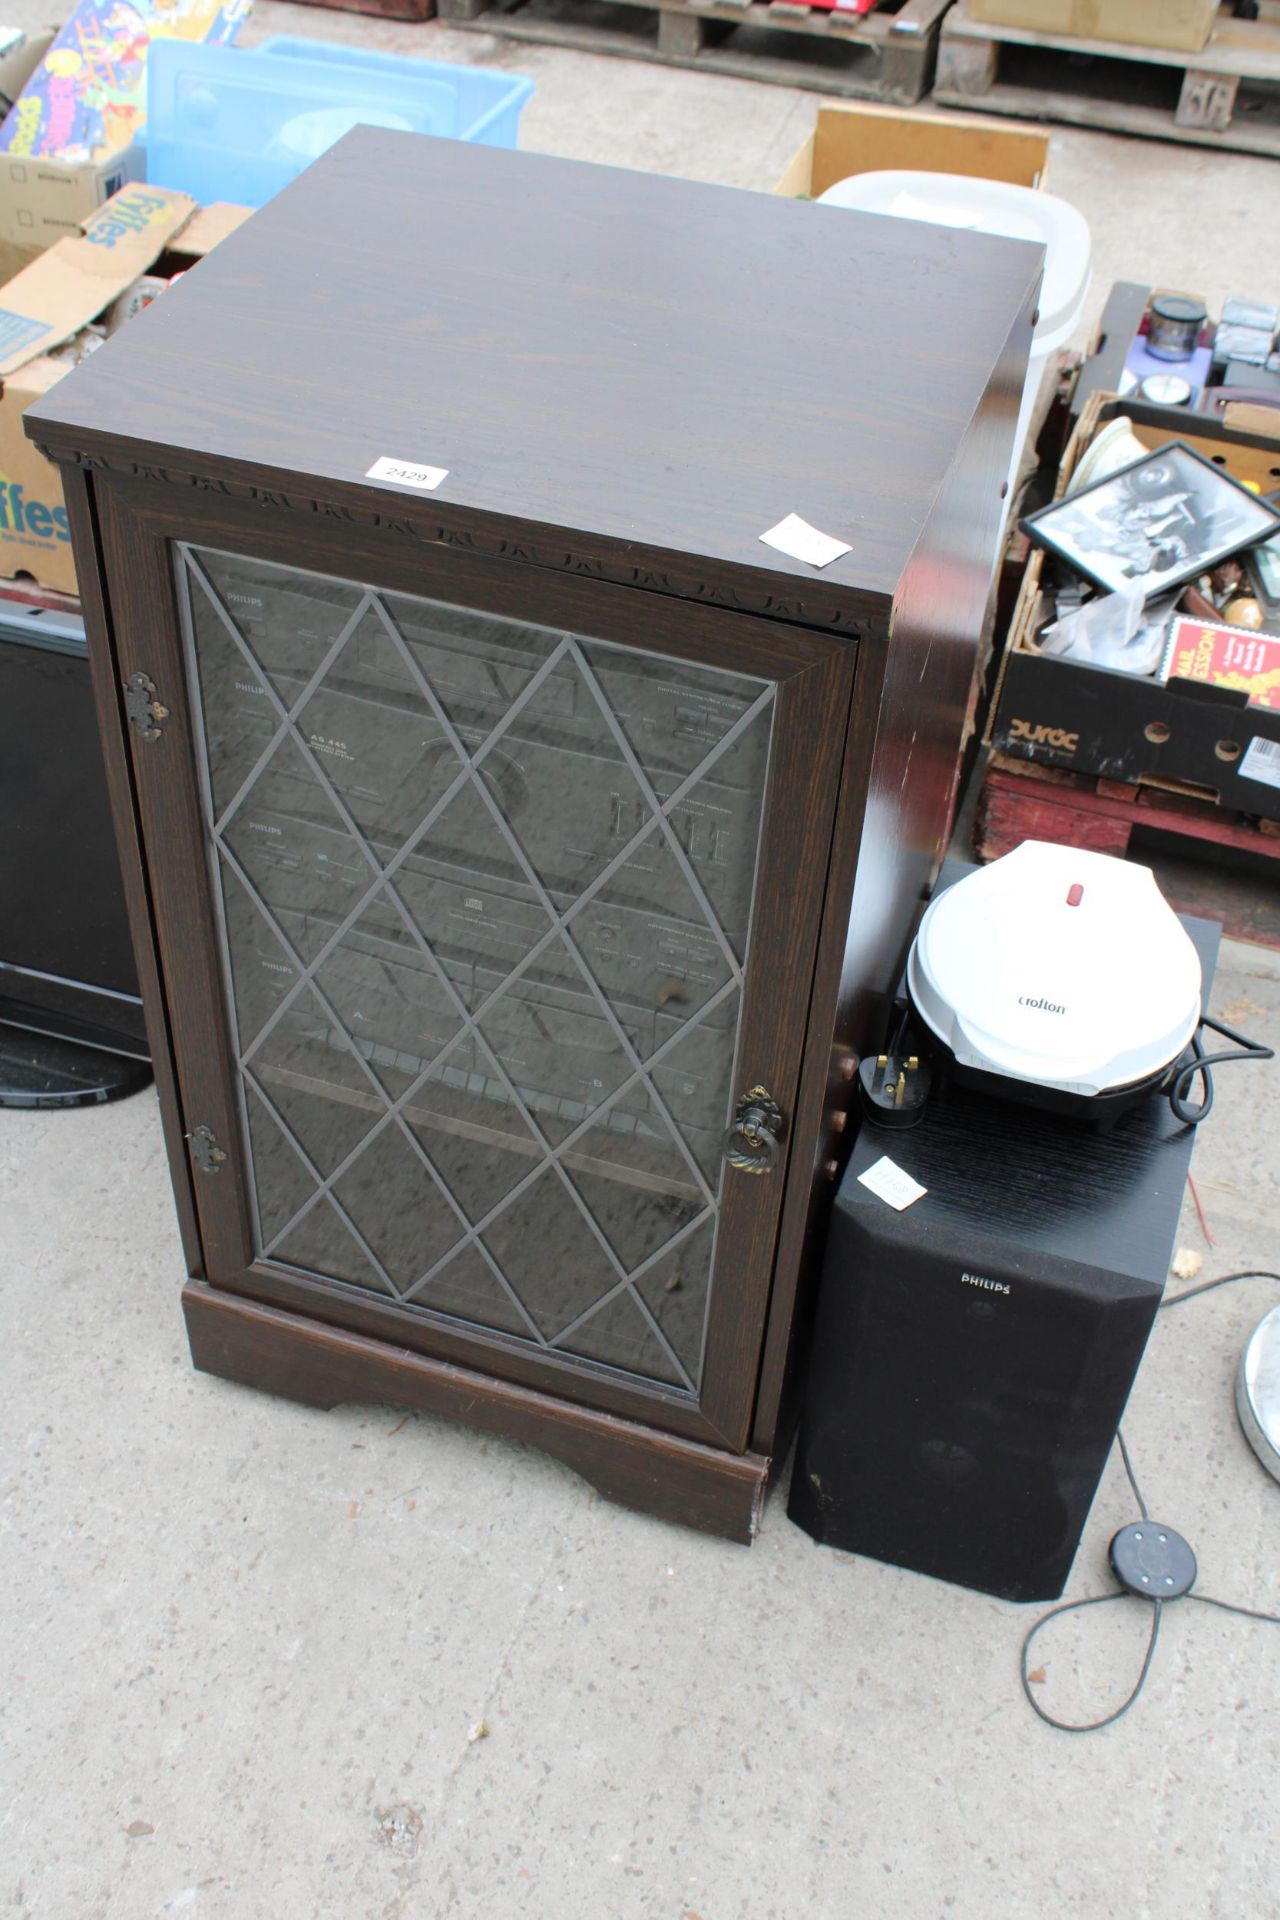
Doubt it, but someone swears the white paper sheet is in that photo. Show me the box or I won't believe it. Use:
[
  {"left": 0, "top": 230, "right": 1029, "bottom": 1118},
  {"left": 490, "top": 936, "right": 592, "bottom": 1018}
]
[
  {"left": 758, "top": 513, "right": 852, "bottom": 570},
  {"left": 366, "top": 456, "right": 449, "bottom": 492},
  {"left": 857, "top": 1155, "right": 928, "bottom": 1212}
]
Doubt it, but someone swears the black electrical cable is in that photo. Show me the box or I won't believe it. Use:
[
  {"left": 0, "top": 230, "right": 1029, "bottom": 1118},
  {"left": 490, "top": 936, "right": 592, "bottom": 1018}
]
[
  {"left": 887, "top": 999, "right": 912, "bottom": 1060},
  {"left": 1168, "top": 1015, "right": 1275, "bottom": 1127},
  {"left": 1115, "top": 1427, "right": 1149, "bottom": 1522},
  {"left": 1021, "top": 1594, "right": 1162, "bottom": 1734},
  {"left": 1021, "top": 1269, "right": 1280, "bottom": 1734},
  {"left": 886, "top": 1005, "right": 1269, "bottom": 1130},
  {"left": 1162, "top": 1268, "right": 1280, "bottom": 1308}
]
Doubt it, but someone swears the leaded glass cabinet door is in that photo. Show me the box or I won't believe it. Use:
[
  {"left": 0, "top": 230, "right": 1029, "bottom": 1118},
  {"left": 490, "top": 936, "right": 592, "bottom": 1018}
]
[{"left": 101, "top": 489, "right": 854, "bottom": 1452}]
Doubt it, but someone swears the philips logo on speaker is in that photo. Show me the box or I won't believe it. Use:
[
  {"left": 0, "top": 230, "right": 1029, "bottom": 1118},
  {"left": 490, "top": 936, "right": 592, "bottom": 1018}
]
[
  {"left": 961, "top": 1272, "right": 1010, "bottom": 1296},
  {"left": 1020, "top": 995, "right": 1066, "bottom": 1015}
]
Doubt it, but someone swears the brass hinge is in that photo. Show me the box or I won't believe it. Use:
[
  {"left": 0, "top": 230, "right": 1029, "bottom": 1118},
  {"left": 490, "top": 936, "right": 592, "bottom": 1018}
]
[
  {"left": 187, "top": 1125, "right": 227, "bottom": 1175},
  {"left": 124, "top": 671, "right": 169, "bottom": 741}
]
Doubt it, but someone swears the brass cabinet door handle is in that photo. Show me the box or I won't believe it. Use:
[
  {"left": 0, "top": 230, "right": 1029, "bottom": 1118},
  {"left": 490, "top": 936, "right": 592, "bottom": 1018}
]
[{"left": 722, "top": 1086, "right": 783, "bottom": 1175}]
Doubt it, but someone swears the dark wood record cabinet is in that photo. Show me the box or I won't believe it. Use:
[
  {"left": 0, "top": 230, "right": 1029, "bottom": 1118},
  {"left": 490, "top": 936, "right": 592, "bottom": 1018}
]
[{"left": 27, "top": 131, "right": 1039, "bottom": 1542}]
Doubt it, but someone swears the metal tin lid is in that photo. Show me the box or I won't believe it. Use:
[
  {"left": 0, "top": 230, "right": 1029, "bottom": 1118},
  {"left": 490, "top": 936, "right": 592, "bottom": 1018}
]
[
  {"left": 1150, "top": 295, "right": 1208, "bottom": 326},
  {"left": 1237, "top": 1304, "right": 1280, "bottom": 1483},
  {"left": 1139, "top": 373, "right": 1194, "bottom": 407}
]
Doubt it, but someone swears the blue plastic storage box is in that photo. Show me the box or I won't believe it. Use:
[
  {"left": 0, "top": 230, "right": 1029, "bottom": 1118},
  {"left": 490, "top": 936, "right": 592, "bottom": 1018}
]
[
  {"left": 144, "top": 39, "right": 532, "bottom": 208},
  {"left": 258, "top": 38, "right": 532, "bottom": 151}
]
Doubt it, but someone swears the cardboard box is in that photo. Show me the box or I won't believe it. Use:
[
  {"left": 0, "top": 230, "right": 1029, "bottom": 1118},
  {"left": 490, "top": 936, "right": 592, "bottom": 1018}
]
[
  {"left": 773, "top": 99, "right": 1050, "bottom": 199},
  {"left": 0, "top": 237, "right": 40, "bottom": 286},
  {"left": 1073, "top": 279, "right": 1280, "bottom": 444},
  {"left": 0, "top": 138, "right": 145, "bottom": 251},
  {"left": 0, "top": 184, "right": 251, "bottom": 592},
  {"left": 0, "top": 29, "right": 143, "bottom": 248},
  {"left": 987, "top": 392, "right": 1280, "bottom": 821},
  {"left": 964, "top": 0, "right": 1217, "bottom": 55}
]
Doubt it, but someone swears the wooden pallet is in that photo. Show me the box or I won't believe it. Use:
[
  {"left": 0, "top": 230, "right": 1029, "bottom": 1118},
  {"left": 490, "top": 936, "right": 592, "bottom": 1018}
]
[
  {"left": 975, "top": 752, "right": 1280, "bottom": 946},
  {"left": 934, "top": 0, "right": 1280, "bottom": 156},
  {"left": 437, "top": 0, "right": 948, "bottom": 102},
  {"left": 289, "top": 0, "right": 434, "bottom": 16}
]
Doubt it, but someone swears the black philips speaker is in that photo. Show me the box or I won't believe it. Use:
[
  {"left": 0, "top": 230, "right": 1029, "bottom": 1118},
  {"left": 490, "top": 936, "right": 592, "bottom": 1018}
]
[{"left": 788, "top": 915, "right": 1218, "bottom": 1604}]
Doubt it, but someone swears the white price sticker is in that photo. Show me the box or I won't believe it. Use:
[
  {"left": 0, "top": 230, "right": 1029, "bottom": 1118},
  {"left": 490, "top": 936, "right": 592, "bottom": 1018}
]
[
  {"left": 1240, "top": 735, "right": 1280, "bottom": 791},
  {"left": 857, "top": 1155, "right": 927, "bottom": 1212},
  {"left": 365, "top": 456, "right": 449, "bottom": 492},
  {"left": 758, "top": 513, "right": 852, "bottom": 570}
]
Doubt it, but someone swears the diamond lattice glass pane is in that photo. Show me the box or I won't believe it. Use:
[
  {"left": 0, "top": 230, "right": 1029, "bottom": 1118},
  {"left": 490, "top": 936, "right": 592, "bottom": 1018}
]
[
  {"left": 217, "top": 855, "right": 301, "bottom": 1056},
  {"left": 331, "top": 1124, "right": 464, "bottom": 1288},
  {"left": 562, "top": 1086, "right": 705, "bottom": 1274},
  {"left": 665, "top": 703, "right": 773, "bottom": 963},
  {"left": 573, "top": 852, "right": 734, "bottom": 1037},
  {"left": 250, "top": 988, "right": 383, "bottom": 1178},
  {"left": 486, "top": 657, "right": 650, "bottom": 905},
  {"left": 221, "top": 733, "right": 372, "bottom": 967},
  {"left": 294, "top": 607, "right": 463, "bottom": 850},
  {"left": 402, "top": 1035, "right": 543, "bottom": 1225},
  {"left": 409, "top": 1243, "right": 535, "bottom": 1338},
  {"left": 555, "top": 1291, "right": 684, "bottom": 1387},
  {"left": 188, "top": 574, "right": 280, "bottom": 820},
  {"left": 394, "top": 781, "right": 553, "bottom": 1012},
  {"left": 578, "top": 641, "right": 767, "bottom": 785},
  {"left": 180, "top": 546, "right": 777, "bottom": 1395},
  {"left": 477, "top": 936, "right": 635, "bottom": 1148},
  {"left": 313, "top": 897, "right": 463, "bottom": 1101},
  {"left": 649, "top": 989, "right": 740, "bottom": 1190},
  {"left": 244, "top": 1084, "right": 316, "bottom": 1246},
  {"left": 480, "top": 1173, "right": 618, "bottom": 1339},
  {"left": 193, "top": 549, "right": 364, "bottom": 705},
  {"left": 634, "top": 1219, "right": 716, "bottom": 1385},
  {"left": 382, "top": 593, "right": 549, "bottom": 736},
  {"left": 273, "top": 1194, "right": 397, "bottom": 1299}
]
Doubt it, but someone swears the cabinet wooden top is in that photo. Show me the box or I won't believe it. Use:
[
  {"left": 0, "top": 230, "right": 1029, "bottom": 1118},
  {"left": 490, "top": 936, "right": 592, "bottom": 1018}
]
[{"left": 28, "top": 129, "right": 1041, "bottom": 605}]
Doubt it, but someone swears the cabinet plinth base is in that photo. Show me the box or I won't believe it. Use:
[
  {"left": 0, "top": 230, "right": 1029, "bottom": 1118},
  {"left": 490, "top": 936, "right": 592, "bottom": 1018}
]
[{"left": 182, "top": 1281, "right": 769, "bottom": 1544}]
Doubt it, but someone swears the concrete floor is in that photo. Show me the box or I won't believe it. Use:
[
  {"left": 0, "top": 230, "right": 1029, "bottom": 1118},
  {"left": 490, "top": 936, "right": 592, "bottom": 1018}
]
[{"left": 4, "top": 15, "right": 1280, "bottom": 1918}]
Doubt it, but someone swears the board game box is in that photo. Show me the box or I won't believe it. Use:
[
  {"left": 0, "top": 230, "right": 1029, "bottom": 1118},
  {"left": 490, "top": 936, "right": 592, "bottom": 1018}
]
[
  {"left": 0, "top": 0, "right": 248, "bottom": 166},
  {"left": 1162, "top": 615, "right": 1280, "bottom": 712}
]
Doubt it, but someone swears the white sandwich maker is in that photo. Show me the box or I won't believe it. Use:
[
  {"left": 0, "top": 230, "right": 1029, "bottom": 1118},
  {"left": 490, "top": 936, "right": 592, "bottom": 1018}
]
[{"left": 907, "top": 841, "right": 1204, "bottom": 1122}]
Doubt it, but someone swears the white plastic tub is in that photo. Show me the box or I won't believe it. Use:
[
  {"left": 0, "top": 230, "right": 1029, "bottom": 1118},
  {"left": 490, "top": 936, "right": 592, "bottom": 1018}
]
[{"left": 816, "top": 170, "right": 1091, "bottom": 519}]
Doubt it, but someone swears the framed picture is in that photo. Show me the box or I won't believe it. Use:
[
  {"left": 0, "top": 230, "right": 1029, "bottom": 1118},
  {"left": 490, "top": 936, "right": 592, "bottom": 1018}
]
[
  {"left": 1022, "top": 442, "right": 1280, "bottom": 599},
  {"left": 1246, "top": 488, "right": 1280, "bottom": 624}
]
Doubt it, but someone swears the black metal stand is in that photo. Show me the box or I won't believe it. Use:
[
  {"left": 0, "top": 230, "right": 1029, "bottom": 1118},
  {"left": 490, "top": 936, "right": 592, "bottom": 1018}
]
[{"left": 0, "top": 1021, "right": 153, "bottom": 1110}]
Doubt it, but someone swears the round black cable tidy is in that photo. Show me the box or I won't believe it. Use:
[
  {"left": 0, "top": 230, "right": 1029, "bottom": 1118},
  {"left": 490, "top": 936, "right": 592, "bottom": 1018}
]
[{"left": 1020, "top": 1272, "right": 1280, "bottom": 1734}]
